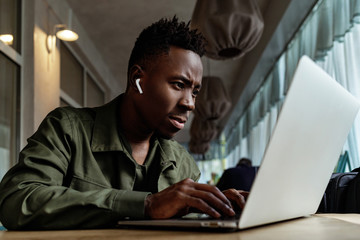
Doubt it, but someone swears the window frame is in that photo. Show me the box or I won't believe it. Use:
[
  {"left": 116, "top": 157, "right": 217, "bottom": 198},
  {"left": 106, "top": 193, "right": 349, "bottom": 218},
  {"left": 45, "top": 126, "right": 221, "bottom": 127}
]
[
  {"left": 0, "top": 0, "right": 22, "bottom": 174},
  {"left": 60, "top": 41, "right": 106, "bottom": 108}
]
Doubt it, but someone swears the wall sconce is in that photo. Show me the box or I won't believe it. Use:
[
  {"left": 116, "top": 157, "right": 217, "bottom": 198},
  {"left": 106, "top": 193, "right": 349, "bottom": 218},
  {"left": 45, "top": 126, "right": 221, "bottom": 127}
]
[
  {"left": 56, "top": 9, "right": 78, "bottom": 41},
  {"left": 55, "top": 8, "right": 79, "bottom": 41},
  {"left": 46, "top": 9, "right": 78, "bottom": 53},
  {"left": 0, "top": 34, "right": 13, "bottom": 45},
  {"left": 55, "top": 24, "right": 78, "bottom": 42}
]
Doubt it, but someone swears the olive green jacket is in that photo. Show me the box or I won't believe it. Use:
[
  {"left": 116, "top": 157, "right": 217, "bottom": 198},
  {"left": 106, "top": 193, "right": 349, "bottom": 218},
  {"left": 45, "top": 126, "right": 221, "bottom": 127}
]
[{"left": 0, "top": 96, "right": 200, "bottom": 230}]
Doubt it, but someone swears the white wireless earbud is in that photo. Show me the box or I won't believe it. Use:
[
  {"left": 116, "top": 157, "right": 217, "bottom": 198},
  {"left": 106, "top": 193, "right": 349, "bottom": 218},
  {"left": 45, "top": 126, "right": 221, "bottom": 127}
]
[{"left": 135, "top": 78, "right": 143, "bottom": 94}]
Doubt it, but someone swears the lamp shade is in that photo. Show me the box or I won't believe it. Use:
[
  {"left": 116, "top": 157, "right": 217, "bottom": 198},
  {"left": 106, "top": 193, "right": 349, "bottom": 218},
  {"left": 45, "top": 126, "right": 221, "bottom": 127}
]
[
  {"left": 189, "top": 76, "right": 230, "bottom": 154},
  {"left": 191, "top": 0, "right": 264, "bottom": 60},
  {"left": 189, "top": 116, "right": 218, "bottom": 154},
  {"left": 0, "top": 34, "right": 13, "bottom": 45},
  {"left": 0, "top": 4, "right": 14, "bottom": 46},
  {"left": 56, "top": 29, "right": 79, "bottom": 41},
  {"left": 189, "top": 140, "right": 210, "bottom": 155},
  {"left": 194, "top": 76, "right": 231, "bottom": 122},
  {"left": 55, "top": 9, "right": 79, "bottom": 42},
  {"left": 190, "top": 116, "right": 218, "bottom": 143}
]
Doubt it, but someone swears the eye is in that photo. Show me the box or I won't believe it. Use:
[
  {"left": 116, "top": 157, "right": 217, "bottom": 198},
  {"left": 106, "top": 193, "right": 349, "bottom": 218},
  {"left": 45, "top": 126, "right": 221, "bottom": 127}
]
[
  {"left": 192, "top": 89, "right": 200, "bottom": 97},
  {"left": 173, "top": 81, "right": 185, "bottom": 89}
]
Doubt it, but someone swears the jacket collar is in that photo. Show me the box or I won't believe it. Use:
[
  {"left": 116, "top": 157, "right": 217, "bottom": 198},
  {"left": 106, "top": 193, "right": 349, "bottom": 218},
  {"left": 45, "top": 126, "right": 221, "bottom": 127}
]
[
  {"left": 91, "top": 95, "right": 126, "bottom": 152},
  {"left": 90, "top": 94, "right": 177, "bottom": 166}
]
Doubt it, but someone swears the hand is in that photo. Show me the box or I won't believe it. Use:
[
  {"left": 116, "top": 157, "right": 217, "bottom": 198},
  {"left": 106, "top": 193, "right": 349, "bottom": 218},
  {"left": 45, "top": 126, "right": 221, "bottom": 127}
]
[
  {"left": 221, "top": 189, "right": 249, "bottom": 212},
  {"left": 144, "top": 178, "right": 235, "bottom": 219}
]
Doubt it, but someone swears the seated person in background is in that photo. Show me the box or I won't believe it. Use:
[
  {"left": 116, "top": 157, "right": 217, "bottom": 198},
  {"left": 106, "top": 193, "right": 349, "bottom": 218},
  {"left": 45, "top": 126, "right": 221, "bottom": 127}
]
[
  {"left": 0, "top": 16, "right": 247, "bottom": 230},
  {"left": 217, "top": 158, "right": 257, "bottom": 192}
]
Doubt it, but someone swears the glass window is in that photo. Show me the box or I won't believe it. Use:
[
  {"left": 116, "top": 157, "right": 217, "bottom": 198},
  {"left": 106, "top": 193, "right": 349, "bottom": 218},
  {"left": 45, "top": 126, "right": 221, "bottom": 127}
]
[
  {"left": 60, "top": 42, "right": 106, "bottom": 108},
  {"left": 86, "top": 73, "right": 104, "bottom": 107},
  {"left": 60, "top": 42, "right": 84, "bottom": 106},
  {"left": 0, "top": 52, "right": 20, "bottom": 179},
  {"left": 0, "top": 0, "right": 21, "bottom": 53}
]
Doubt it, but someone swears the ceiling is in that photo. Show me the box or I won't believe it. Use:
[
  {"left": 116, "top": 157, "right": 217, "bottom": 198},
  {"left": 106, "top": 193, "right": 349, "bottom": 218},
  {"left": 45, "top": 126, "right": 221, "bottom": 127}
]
[{"left": 65, "top": 0, "right": 316, "bottom": 146}]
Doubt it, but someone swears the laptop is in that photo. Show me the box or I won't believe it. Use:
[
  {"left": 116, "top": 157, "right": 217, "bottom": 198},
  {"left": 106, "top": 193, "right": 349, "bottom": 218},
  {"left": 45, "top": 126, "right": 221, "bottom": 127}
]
[{"left": 117, "top": 55, "right": 360, "bottom": 231}]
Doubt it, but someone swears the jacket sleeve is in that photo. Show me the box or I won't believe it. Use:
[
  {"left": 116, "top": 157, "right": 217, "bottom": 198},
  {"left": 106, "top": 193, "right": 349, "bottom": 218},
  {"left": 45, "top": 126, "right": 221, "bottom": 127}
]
[{"left": 0, "top": 108, "right": 149, "bottom": 230}]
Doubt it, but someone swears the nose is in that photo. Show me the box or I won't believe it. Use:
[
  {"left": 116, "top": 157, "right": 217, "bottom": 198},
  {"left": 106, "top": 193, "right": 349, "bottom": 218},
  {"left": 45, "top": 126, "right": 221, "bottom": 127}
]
[{"left": 179, "top": 91, "right": 195, "bottom": 111}]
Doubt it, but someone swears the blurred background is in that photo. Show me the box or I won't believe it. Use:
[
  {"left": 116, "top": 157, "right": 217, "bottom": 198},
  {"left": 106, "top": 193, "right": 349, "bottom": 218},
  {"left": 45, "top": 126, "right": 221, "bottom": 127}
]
[{"left": 1, "top": 0, "right": 359, "bottom": 184}]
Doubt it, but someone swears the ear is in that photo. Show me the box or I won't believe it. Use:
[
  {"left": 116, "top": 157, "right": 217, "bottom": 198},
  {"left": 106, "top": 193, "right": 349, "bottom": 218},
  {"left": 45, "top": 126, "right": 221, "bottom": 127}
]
[{"left": 128, "top": 65, "right": 144, "bottom": 93}]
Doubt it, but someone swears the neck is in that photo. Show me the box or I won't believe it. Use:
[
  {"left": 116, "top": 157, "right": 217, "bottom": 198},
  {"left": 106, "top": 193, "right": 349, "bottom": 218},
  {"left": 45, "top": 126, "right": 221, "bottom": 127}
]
[{"left": 119, "top": 93, "right": 153, "bottom": 164}]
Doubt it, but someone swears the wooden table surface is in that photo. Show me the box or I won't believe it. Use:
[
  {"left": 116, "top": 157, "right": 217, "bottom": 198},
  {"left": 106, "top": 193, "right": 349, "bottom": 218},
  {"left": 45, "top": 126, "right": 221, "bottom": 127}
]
[{"left": 1, "top": 214, "right": 359, "bottom": 240}]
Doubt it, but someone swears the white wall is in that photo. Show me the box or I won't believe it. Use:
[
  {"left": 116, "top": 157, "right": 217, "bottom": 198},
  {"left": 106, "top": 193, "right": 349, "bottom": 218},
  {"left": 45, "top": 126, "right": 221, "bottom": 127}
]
[
  {"left": 0, "top": 0, "right": 123, "bottom": 176},
  {"left": 20, "top": 0, "right": 121, "bottom": 145},
  {"left": 33, "top": 0, "right": 61, "bottom": 130}
]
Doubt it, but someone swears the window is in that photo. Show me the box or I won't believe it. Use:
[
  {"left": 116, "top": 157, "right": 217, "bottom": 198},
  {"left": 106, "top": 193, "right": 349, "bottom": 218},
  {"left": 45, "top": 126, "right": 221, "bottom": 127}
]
[
  {"left": 60, "top": 42, "right": 105, "bottom": 107},
  {"left": 0, "top": 0, "right": 21, "bottom": 180},
  {"left": 60, "top": 41, "right": 84, "bottom": 107},
  {"left": 0, "top": 0, "right": 21, "bottom": 53},
  {"left": 224, "top": 0, "right": 360, "bottom": 171},
  {"left": 0, "top": 52, "right": 20, "bottom": 179},
  {"left": 86, "top": 73, "right": 105, "bottom": 107}
]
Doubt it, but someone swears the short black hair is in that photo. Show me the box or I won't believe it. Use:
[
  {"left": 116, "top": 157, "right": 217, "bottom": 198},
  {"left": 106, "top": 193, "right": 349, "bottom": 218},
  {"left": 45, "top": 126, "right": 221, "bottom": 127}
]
[
  {"left": 237, "top": 158, "right": 252, "bottom": 167},
  {"left": 127, "top": 16, "right": 206, "bottom": 76}
]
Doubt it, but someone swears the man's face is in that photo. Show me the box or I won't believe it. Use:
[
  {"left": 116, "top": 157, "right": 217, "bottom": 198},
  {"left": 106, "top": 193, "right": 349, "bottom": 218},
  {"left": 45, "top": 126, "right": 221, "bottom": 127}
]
[{"left": 139, "top": 46, "right": 203, "bottom": 139}]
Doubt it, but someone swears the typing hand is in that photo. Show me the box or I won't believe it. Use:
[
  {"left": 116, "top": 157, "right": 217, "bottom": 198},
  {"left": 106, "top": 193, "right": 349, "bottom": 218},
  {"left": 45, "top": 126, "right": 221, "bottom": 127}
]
[
  {"left": 144, "top": 178, "right": 235, "bottom": 219},
  {"left": 222, "top": 189, "right": 249, "bottom": 214}
]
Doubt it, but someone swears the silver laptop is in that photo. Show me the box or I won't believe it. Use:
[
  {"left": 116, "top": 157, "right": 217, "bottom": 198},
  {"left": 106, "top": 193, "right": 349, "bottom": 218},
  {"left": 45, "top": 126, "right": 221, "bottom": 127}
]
[{"left": 117, "top": 55, "right": 360, "bottom": 231}]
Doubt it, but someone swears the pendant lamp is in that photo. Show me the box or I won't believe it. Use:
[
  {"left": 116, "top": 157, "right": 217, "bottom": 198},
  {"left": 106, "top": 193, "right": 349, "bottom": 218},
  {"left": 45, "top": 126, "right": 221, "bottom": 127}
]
[
  {"left": 190, "top": 116, "right": 218, "bottom": 143},
  {"left": 0, "top": 7, "right": 13, "bottom": 45},
  {"left": 189, "top": 76, "right": 231, "bottom": 154},
  {"left": 188, "top": 116, "right": 216, "bottom": 154},
  {"left": 55, "top": 9, "right": 79, "bottom": 41},
  {"left": 194, "top": 76, "right": 231, "bottom": 122},
  {"left": 191, "top": 0, "right": 264, "bottom": 60}
]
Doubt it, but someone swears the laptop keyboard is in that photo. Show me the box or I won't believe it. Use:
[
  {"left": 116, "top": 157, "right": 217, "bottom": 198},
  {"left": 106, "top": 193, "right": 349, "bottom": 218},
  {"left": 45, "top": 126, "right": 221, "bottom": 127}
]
[{"left": 181, "top": 211, "right": 241, "bottom": 221}]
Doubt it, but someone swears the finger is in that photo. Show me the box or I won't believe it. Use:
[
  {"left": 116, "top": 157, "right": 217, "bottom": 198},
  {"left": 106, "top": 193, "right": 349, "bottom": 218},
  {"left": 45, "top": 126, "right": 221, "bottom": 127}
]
[
  {"left": 185, "top": 196, "right": 222, "bottom": 218},
  {"left": 223, "top": 189, "right": 247, "bottom": 209},
  {"left": 173, "top": 179, "right": 235, "bottom": 217},
  {"left": 193, "top": 183, "right": 233, "bottom": 207},
  {"left": 189, "top": 187, "right": 235, "bottom": 216},
  {"left": 233, "top": 193, "right": 246, "bottom": 209},
  {"left": 239, "top": 190, "right": 250, "bottom": 200}
]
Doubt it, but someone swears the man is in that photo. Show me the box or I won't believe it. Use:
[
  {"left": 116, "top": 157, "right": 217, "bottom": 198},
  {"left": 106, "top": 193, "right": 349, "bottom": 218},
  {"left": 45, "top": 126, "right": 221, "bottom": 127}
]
[
  {"left": 217, "top": 158, "right": 257, "bottom": 192},
  {"left": 0, "top": 17, "right": 246, "bottom": 230}
]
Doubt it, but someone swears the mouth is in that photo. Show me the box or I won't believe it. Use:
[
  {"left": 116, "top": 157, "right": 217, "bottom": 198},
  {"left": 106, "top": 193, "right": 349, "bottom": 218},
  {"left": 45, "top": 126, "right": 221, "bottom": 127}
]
[{"left": 168, "top": 115, "right": 187, "bottom": 130}]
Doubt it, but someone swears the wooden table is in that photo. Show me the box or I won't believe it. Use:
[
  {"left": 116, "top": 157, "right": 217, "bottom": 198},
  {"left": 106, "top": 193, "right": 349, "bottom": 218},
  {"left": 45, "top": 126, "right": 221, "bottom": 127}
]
[{"left": 1, "top": 214, "right": 359, "bottom": 240}]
